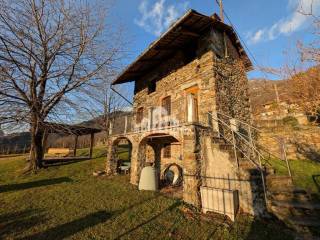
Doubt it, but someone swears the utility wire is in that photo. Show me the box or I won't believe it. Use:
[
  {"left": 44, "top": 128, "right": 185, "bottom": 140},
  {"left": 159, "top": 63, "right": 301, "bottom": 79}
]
[{"left": 214, "top": 0, "right": 270, "bottom": 79}]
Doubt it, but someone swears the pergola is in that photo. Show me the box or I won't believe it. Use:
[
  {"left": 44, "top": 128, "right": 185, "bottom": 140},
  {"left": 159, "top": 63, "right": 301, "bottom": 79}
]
[{"left": 42, "top": 122, "right": 102, "bottom": 158}]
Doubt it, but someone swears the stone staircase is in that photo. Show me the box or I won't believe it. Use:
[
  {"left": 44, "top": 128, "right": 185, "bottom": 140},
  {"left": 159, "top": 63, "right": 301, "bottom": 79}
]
[
  {"left": 267, "top": 176, "right": 320, "bottom": 238},
  {"left": 211, "top": 134, "right": 320, "bottom": 238}
]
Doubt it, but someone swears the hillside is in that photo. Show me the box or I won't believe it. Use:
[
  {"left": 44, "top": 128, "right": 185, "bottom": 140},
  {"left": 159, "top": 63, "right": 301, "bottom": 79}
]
[
  {"left": 248, "top": 78, "right": 291, "bottom": 114},
  {"left": 0, "top": 132, "right": 31, "bottom": 154},
  {"left": 249, "top": 65, "right": 320, "bottom": 115}
]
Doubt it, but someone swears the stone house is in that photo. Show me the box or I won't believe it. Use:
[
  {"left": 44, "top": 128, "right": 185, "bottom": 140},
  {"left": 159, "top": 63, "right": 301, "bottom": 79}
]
[{"left": 105, "top": 10, "right": 265, "bottom": 215}]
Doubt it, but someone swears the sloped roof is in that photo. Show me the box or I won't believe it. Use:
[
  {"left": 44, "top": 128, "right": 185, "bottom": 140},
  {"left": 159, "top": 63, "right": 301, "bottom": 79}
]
[{"left": 112, "top": 9, "right": 252, "bottom": 85}]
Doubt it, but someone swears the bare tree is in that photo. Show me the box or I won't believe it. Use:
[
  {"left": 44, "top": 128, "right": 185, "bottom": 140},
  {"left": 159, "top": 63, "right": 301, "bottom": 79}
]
[
  {"left": 297, "top": 0, "right": 320, "bottom": 63},
  {"left": 260, "top": 2, "right": 320, "bottom": 117},
  {"left": 292, "top": 1, "right": 320, "bottom": 114},
  {"left": 83, "top": 70, "right": 132, "bottom": 145},
  {"left": 0, "top": 0, "right": 123, "bottom": 171}
]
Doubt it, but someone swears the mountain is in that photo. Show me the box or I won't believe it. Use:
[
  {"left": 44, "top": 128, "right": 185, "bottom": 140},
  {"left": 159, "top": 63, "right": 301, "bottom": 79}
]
[
  {"left": 249, "top": 66, "right": 320, "bottom": 116},
  {"left": 248, "top": 78, "right": 290, "bottom": 114},
  {"left": 0, "top": 132, "right": 30, "bottom": 154}
]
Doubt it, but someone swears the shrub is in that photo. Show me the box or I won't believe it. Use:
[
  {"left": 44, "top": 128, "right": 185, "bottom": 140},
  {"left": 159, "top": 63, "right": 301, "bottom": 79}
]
[{"left": 282, "top": 116, "right": 299, "bottom": 126}]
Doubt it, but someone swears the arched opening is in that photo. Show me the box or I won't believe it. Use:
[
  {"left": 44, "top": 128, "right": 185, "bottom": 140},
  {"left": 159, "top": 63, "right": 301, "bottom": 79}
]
[
  {"left": 135, "top": 133, "right": 183, "bottom": 196},
  {"left": 107, "top": 137, "right": 132, "bottom": 176},
  {"left": 114, "top": 138, "right": 132, "bottom": 174}
]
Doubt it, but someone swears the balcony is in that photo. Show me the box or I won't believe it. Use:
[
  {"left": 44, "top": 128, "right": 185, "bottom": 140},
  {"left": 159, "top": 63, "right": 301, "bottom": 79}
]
[{"left": 108, "top": 111, "right": 212, "bottom": 136}]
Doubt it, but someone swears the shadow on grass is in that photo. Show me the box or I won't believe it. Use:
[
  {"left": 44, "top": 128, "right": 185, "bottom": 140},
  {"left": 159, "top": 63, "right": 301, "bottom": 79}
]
[
  {"left": 113, "top": 201, "right": 182, "bottom": 240},
  {"left": 0, "top": 177, "right": 72, "bottom": 193},
  {"left": 312, "top": 175, "right": 320, "bottom": 192},
  {"left": 19, "top": 195, "right": 160, "bottom": 240},
  {"left": 0, "top": 209, "right": 46, "bottom": 239},
  {"left": 20, "top": 211, "right": 112, "bottom": 240},
  {"left": 43, "top": 154, "right": 105, "bottom": 168},
  {"left": 243, "top": 216, "right": 294, "bottom": 240},
  {"left": 43, "top": 158, "right": 90, "bottom": 167},
  {"left": 293, "top": 142, "right": 320, "bottom": 163}
]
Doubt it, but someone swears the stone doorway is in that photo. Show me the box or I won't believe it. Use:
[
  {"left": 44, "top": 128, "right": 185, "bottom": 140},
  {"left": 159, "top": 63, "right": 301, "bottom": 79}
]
[
  {"left": 106, "top": 137, "right": 132, "bottom": 176},
  {"left": 133, "top": 133, "right": 183, "bottom": 195}
]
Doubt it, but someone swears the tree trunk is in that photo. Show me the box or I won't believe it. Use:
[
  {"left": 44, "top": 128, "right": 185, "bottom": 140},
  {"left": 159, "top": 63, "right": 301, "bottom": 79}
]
[{"left": 28, "top": 118, "right": 44, "bottom": 171}]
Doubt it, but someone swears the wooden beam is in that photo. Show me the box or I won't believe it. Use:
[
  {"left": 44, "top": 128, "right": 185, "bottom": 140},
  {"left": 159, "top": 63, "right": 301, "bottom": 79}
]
[
  {"left": 174, "top": 25, "right": 201, "bottom": 37},
  {"left": 154, "top": 46, "right": 183, "bottom": 51},
  {"left": 220, "top": 0, "right": 224, "bottom": 23},
  {"left": 73, "top": 135, "right": 78, "bottom": 157},
  {"left": 139, "top": 59, "right": 163, "bottom": 63},
  {"left": 180, "top": 29, "right": 200, "bottom": 37},
  {"left": 42, "top": 129, "right": 49, "bottom": 159},
  {"left": 89, "top": 133, "right": 94, "bottom": 159}
]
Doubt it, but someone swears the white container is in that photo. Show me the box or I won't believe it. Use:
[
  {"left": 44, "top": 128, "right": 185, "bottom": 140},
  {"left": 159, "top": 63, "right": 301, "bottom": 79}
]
[
  {"left": 200, "top": 186, "right": 239, "bottom": 221},
  {"left": 138, "top": 166, "right": 158, "bottom": 191}
]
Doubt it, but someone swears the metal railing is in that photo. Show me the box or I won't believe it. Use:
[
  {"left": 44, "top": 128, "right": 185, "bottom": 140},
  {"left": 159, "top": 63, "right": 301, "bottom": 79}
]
[
  {"left": 207, "top": 112, "right": 268, "bottom": 203},
  {"left": 213, "top": 112, "right": 292, "bottom": 178},
  {"left": 207, "top": 112, "right": 295, "bottom": 206},
  {"left": 108, "top": 111, "right": 208, "bottom": 136}
]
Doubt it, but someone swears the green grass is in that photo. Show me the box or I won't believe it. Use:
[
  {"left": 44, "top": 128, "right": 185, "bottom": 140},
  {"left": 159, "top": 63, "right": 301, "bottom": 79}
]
[
  {"left": 265, "top": 158, "right": 320, "bottom": 198},
  {"left": 75, "top": 146, "right": 129, "bottom": 162},
  {"left": 0, "top": 149, "right": 295, "bottom": 240}
]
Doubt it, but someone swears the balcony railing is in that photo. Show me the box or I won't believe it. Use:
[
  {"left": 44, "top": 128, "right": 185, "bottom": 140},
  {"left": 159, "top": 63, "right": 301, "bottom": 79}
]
[{"left": 108, "top": 111, "right": 210, "bottom": 136}]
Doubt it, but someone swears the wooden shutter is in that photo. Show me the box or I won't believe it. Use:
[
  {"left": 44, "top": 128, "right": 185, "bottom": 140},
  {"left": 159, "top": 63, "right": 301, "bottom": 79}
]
[
  {"left": 162, "top": 96, "right": 171, "bottom": 116},
  {"left": 185, "top": 85, "right": 199, "bottom": 123}
]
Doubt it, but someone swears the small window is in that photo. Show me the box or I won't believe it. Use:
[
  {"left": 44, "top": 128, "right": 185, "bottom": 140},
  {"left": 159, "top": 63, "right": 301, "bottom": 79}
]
[
  {"left": 161, "top": 96, "right": 171, "bottom": 116},
  {"left": 136, "top": 107, "right": 144, "bottom": 124},
  {"left": 163, "top": 144, "right": 171, "bottom": 158},
  {"left": 148, "top": 80, "right": 156, "bottom": 94}
]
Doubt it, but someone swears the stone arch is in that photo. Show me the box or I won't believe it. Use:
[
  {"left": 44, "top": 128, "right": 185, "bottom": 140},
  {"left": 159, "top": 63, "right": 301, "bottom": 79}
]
[
  {"left": 138, "top": 130, "right": 182, "bottom": 145},
  {"left": 105, "top": 136, "right": 133, "bottom": 175},
  {"left": 131, "top": 133, "right": 182, "bottom": 186}
]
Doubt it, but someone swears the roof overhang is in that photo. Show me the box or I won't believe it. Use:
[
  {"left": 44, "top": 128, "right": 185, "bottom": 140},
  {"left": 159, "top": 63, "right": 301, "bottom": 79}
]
[
  {"left": 42, "top": 122, "right": 101, "bottom": 136},
  {"left": 112, "top": 9, "right": 253, "bottom": 85}
]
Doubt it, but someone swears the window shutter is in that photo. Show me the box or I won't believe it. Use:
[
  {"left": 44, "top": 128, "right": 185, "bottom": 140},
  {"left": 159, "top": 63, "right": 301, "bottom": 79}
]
[{"left": 162, "top": 96, "right": 171, "bottom": 116}]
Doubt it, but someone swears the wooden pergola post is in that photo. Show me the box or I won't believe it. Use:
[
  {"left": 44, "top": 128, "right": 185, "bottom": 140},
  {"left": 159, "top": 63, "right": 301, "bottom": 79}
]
[
  {"left": 42, "top": 129, "right": 49, "bottom": 159},
  {"left": 89, "top": 133, "right": 94, "bottom": 159},
  {"left": 73, "top": 135, "right": 78, "bottom": 157}
]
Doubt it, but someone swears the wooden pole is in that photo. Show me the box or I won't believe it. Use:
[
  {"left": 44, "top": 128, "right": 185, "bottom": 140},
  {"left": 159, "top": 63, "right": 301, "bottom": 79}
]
[
  {"left": 73, "top": 135, "right": 78, "bottom": 157},
  {"left": 219, "top": 0, "right": 224, "bottom": 23},
  {"left": 89, "top": 133, "right": 94, "bottom": 159},
  {"left": 42, "top": 129, "right": 48, "bottom": 159}
]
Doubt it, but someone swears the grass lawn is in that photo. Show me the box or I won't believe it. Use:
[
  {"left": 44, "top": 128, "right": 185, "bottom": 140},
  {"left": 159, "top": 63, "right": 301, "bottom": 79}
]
[
  {"left": 265, "top": 158, "right": 320, "bottom": 199},
  {"left": 0, "top": 149, "right": 295, "bottom": 240}
]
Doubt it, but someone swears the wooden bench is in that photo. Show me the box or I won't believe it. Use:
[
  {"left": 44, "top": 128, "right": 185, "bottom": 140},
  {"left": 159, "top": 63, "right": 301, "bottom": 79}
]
[{"left": 47, "top": 148, "right": 71, "bottom": 157}]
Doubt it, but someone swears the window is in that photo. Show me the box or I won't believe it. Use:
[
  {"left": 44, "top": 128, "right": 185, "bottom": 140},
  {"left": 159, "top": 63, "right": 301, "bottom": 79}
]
[
  {"left": 161, "top": 96, "right": 171, "bottom": 116},
  {"left": 136, "top": 107, "right": 144, "bottom": 124},
  {"left": 148, "top": 80, "right": 156, "bottom": 94},
  {"left": 185, "top": 86, "right": 199, "bottom": 123},
  {"left": 163, "top": 144, "right": 171, "bottom": 158}
]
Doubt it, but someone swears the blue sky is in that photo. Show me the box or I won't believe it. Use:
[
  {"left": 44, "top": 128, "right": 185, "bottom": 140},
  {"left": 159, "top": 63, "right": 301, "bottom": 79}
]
[{"left": 108, "top": 0, "right": 319, "bottom": 81}]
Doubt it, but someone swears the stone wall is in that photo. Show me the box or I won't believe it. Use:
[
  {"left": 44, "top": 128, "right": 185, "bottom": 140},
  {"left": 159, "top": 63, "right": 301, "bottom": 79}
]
[
  {"left": 258, "top": 125, "right": 320, "bottom": 161},
  {"left": 214, "top": 57, "right": 251, "bottom": 123},
  {"left": 133, "top": 49, "right": 216, "bottom": 127},
  {"left": 199, "top": 131, "right": 265, "bottom": 215}
]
